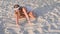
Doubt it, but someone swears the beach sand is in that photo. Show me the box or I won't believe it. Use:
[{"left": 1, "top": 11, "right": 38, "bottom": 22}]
[{"left": 0, "top": 0, "right": 60, "bottom": 34}]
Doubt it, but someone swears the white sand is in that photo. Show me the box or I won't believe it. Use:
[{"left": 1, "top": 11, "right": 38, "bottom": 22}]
[{"left": 0, "top": 0, "right": 60, "bottom": 34}]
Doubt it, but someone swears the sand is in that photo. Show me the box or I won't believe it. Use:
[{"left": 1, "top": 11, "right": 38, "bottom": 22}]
[{"left": 0, "top": 0, "right": 60, "bottom": 34}]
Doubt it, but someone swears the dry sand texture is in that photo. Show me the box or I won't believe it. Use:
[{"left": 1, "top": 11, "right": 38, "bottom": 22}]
[{"left": 0, "top": 0, "right": 60, "bottom": 34}]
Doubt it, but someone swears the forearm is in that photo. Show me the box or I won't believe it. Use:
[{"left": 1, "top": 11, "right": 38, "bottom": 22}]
[{"left": 22, "top": 8, "right": 30, "bottom": 22}]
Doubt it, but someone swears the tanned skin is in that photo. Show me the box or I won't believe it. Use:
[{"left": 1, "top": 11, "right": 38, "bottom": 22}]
[{"left": 14, "top": 4, "right": 35, "bottom": 26}]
